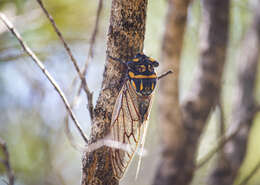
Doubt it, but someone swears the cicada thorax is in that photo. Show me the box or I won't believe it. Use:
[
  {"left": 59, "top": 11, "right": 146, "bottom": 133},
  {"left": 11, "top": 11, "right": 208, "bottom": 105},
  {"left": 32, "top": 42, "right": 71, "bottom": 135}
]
[{"left": 126, "top": 53, "right": 159, "bottom": 122}]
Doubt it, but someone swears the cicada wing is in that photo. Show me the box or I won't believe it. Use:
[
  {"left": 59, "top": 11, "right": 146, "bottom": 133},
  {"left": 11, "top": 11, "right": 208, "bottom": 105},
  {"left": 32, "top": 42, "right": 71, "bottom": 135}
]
[
  {"left": 109, "top": 81, "right": 142, "bottom": 179},
  {"left": 135, "top": 93, "right": 154, "bottom": 179}
]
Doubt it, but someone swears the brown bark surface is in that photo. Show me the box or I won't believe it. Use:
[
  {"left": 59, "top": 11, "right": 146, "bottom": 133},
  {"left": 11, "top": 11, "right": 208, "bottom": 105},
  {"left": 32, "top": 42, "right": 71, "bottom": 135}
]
[
  {"left": 81, "top": 0, "right": 148, "bottom": 184},
  {"left": 207, "top": 1, "right": 260, "bottom": 184},
  {"left": 153, "top": 0, "right": 229, "bottom": 185}
]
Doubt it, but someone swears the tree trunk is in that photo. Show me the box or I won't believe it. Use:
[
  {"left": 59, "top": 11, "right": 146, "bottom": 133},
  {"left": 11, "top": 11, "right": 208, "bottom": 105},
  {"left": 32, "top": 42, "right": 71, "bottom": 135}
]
[
  {"left": 153, "top": 0, "right": 191, "bottom": 184},
  {"left": 153, "top": 0, "right": 229, "bottom": 184},
  {"left": 81, "top": 0, "right": 148, "bottom": 184},
  {"left": 207, "top": 1, "right": 260, "bottom": 184}
]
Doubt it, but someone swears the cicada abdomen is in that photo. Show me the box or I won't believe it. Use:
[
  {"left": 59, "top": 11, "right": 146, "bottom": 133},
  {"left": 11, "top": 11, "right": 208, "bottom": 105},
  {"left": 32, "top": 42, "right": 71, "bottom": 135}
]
[{"left": 108, "top": 53, "right": 159, "bottom": 179}]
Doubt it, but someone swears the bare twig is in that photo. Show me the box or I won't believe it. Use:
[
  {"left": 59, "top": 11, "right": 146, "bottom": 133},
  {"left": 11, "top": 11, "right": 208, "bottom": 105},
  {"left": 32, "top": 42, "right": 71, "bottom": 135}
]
[
  {"left": 255, "top": 104, "right": 260, "bottom": 113},
  {"left": 63, "top": 0, "right": 104, "bottom": 149},
  {"left": 88, "top": 0, "right": 103, "bottom": 59},
  {"left": 0, "top": 137, "right": 14, "bottom": 185},
  {"left": 36, "top": 0, "right": 94, "bottom": 120},
  {"left": 239, "top": 159, "right": 260, "bottom": 185},
  {"left": 217, "top": 99, "right": 225, "bottom": 158},
  {"left": 0, "top": 13, "right": 89, "bottom": 144},
  {"left": 217, "top": 100, "right": 225, "bottom": 138},
  {"left": 75, "top": 0, "right": 104, "bottom": 110},
  {"left": 196, "top": 123, "right": 244, "bottom": 169},
  {"left": 65, "top": 0, "right": 104, "bottom": 144},
  {"left": 64, "top": 114, "right": 84, "bottom": 151}
]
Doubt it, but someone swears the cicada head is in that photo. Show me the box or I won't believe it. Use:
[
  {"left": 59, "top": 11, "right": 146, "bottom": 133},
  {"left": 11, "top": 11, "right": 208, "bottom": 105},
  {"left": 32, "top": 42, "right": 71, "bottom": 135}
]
[{"left": 127, "top": 53, "right": 159, "bottom": 96}]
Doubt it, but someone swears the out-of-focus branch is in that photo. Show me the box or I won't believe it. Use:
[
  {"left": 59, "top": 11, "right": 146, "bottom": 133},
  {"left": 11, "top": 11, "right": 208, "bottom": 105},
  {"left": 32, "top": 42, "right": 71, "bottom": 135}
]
[
  {"left": 207, "top": 1, "right": 260, "bottom": 184},
  {"left": 196, "top": 122, "right": 244, "bottom": 169},
  {"left": 36, "top": 0, "right": 94, "bottom": 120},
  {"left": 255, "top": 104, "right": 260, "bottom": 113},
  {"left": 64, "top": 0, "right": 104, "bottom": 150},
  {"left": 75, "top": 0, "right": 103, "bottom": 100},
  {"left": 238, "top": 159, "right": 260, "bottom": 185},
  {"left": 196, "top": 101, "right": 259, "bottom": 169},
  {"left": 178, "top": 0, "right": 229, "bottom": 183},
  {"left": 152, "top": 0, "right": 191, "bottom": 184},
  {"left": 88, "top": 0, "right": 103, "bottom": 59},
  {"left": 217, "top": 100, "right": 225, "bottom": 139},
  {"left": 72, "top": 0, "right": 104, "bottom": 119},
  {"left": 153, "top": 0, "right": 229, "bottom": 184},
  {"left": 0, "top": 13, "right": 89, "bottom": 144},
  {"left": 0, "top": 138, "right": 14, "bottom": 185}
]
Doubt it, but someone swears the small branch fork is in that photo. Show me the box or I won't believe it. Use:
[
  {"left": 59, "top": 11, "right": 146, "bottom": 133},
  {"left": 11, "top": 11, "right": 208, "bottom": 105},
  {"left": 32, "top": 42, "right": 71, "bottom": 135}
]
[
  {"left": 197, "top": 103, "right": 260, "bottom": 169},
  {"left": 36, "top": 0, "right": 94, "bottom": 120},
  {"left": 196, "top": 122, "right": 244, "bottom": 169},
  {"left": 88, "top": 0, "right": 103, "bottom": 59},
  {"left": 69, "top": 0, "right": 104, "bottom": 119},
  {"left": 0, "top": 13, "right": 88, "bottom": 144},
  {"left": 239, "top": 158, "right": 260, "bottom": 185},
  {"left": 0, "top": 137, "right": 14, "bottom": 185}
]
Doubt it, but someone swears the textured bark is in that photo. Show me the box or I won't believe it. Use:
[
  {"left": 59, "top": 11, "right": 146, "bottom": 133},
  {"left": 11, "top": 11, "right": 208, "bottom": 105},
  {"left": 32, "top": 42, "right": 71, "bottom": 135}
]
[
  {"left": 154, "top": 0, "right": 229, "bottom": 185},
  {"left": 153, "top": 0, "right": 191, "bottom": 184},
  {"left": 81, "top": 0, "right": 148, "bottom": 184},
  {"left": 207, "top": 1, "right": 260, "bottom": 184}
]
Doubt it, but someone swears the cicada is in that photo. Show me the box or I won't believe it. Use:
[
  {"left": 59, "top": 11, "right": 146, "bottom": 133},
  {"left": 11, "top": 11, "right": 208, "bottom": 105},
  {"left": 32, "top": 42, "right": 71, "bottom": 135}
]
[{"left": 108, "top": 53, "right": 171, "bottom": 179}]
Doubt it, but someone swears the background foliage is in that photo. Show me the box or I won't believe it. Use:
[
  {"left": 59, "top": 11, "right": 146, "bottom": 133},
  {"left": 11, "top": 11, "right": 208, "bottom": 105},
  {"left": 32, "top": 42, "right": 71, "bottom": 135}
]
[{"left": 0, "top": 0, "right": 259, "bottom": 185}]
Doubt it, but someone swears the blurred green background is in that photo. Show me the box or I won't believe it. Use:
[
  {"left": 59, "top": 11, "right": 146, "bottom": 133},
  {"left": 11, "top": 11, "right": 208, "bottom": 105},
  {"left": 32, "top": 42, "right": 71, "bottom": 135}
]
[{"left": 0, "top": 0, "right": 260, "bottom": 185}]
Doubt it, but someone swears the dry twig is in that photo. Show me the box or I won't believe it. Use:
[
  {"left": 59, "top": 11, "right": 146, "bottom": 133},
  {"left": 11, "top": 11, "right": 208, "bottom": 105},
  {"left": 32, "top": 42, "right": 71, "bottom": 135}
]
[
  {"left": 75, "top": 0, "right": 104, "bottom": 106},
  {"left": 0, "top": 137, "right": 14, "bottom": 185},
  {"left": 63, "top": 0, "right": 104, "bottom": 149},
  {"left": 88, "top": 0, "right": 103, "bottom": 59},
  {"left": 196, "top": 123, "right": 244, "bottom": 169},
  {"left": 36, "top": 0, "right": 94, "bottom": 120},
  {"left": 0, "top": 12, "right": 88, "bottom": 144},
  {"left": 238, "top": 159, "right": 260, "bottom": 185}
]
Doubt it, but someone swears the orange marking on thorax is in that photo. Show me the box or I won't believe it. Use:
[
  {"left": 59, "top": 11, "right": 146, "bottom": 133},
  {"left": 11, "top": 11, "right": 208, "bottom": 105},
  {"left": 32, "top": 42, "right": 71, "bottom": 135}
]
[
  {"left": 140, "top": 80, "right": 143, "bottom": 91},
  {"left": 149, "top": 57, "right": 155, "bottom": 62},
  {"left": 131, "top": 80, "right": 137, "bottom": 89}
]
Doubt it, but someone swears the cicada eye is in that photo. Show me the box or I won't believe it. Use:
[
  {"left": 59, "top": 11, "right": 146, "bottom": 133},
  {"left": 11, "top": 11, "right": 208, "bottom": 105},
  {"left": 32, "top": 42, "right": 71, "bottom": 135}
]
[
  {"left": 152, "top": 61, "right": 159, "bottom": 67},
  {"left": 127, "top": 61, "right": 135, "bottom": 69},
  {"left": 147, "top": 64, "right": 154, "bottom": 72}
]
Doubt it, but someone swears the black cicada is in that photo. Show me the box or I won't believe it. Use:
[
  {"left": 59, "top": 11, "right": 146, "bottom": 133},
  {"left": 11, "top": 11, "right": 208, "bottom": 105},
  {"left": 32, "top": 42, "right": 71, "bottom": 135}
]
[{"left": 108, "top": 53, "right": 171, "bottom": 179}]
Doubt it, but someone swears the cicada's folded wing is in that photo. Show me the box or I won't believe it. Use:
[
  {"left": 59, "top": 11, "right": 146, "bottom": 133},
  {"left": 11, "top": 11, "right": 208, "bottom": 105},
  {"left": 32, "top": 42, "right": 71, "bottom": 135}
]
[{"left": 109, "top": 80, "right": 147, "bottom": 179}]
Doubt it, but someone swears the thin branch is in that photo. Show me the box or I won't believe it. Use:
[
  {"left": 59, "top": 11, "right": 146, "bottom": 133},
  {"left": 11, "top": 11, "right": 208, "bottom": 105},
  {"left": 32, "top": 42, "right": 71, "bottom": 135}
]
[
  {"left": 217, "top": 99, "right": 226, "bottom": 159},
  {"left": 239, "top": 159, "right": 260, "bottom": 185},
  {"left": 196, "top": 122, "right": 244, "bottom": 169},
  {"left": 65, "top": 0, "right": 104, "bottom": 141},
  {"left": 88, "top": 0, "right": 103, "bottom": 59},
  {"left": 76, "top": 0, "right": 104, "bottom": 113},
  {"left": 0, "top": 137, "right": 14, "bottom": 185},
  {"left": 255, "top": 104, "right": 260, "bottom": 113},
  {"left": 64, "top": 112, "right": 84, "bottom": 151},
  {"left": 63, "top": 0, "right": 103, "bottom": 149},
  {"left": 36, "top": 0, "right": 94, "bottom": 120},
  {"left": 217, "top": 100, "right": 225, "bottom": 139},
  {"left": 0, "top": 13, "right": 89, "bottom": 144}
]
